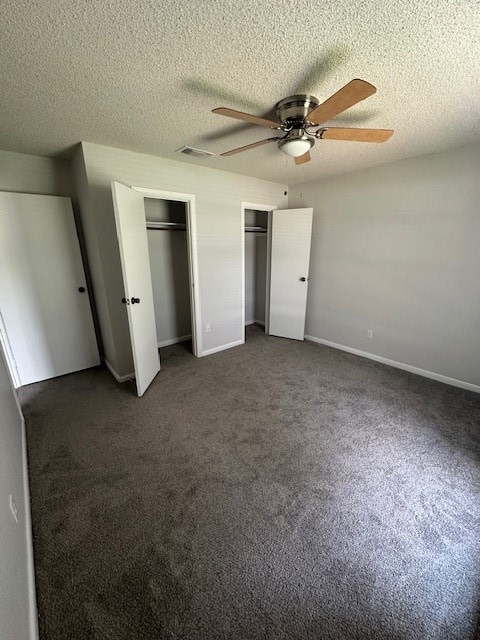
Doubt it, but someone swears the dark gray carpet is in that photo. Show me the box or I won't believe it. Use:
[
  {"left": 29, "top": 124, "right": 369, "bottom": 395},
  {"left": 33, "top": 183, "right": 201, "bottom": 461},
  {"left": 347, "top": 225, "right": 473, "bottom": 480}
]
[{"left": 21, "top": 325, "right": 480, "bottom": 640}]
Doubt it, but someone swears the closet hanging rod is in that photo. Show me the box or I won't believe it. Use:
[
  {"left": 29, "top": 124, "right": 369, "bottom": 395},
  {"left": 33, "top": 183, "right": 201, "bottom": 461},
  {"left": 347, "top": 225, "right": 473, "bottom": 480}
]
[
  {"left": 245, "top": 226, "right": 267, "bottom": 233},
  {"left": 146, "top": 221, "right": 186, "bottom": 231}
]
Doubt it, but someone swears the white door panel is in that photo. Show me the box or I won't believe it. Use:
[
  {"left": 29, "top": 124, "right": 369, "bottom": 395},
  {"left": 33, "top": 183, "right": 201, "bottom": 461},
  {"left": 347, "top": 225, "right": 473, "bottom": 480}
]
[
  {"left": 268, "top": 208, "right": 313, "bottom": 340},
  {"left": 0, "top": 192, "right": 99, "bottom": 386},
  {"left": 111, "top": 182, "right": 160, "bottom": 396}
]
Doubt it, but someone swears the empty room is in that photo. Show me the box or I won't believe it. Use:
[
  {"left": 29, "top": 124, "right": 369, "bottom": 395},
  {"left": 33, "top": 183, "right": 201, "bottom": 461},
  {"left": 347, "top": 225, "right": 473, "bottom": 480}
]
[{"left": 1, "top": 1, "right": 479, "bottom": 639}]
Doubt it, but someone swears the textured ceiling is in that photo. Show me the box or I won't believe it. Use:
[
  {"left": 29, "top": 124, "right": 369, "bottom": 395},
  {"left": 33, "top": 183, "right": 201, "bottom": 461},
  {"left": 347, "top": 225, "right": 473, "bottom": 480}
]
[{"left": 1, "top": 0, "right": 479, "bottom": 184}]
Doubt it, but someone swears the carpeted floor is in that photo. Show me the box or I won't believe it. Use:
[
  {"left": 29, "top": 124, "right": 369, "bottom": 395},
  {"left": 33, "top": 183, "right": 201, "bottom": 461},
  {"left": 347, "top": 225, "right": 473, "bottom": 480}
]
[{"left": 21, "top": 325, "right": 480, "bottom": 640}]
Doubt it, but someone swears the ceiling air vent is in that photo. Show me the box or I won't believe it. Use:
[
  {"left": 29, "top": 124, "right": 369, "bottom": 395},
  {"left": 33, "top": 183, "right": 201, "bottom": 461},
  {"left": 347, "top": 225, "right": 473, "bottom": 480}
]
[{"left": 176, "top": 146, "right": 216, "bottom": 159}]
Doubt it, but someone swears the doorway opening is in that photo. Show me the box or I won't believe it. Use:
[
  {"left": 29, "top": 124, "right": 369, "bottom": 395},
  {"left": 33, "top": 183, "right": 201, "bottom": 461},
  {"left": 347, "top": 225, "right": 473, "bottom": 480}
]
[
  {"left": 132, "top": 187, "right": 201, "bottom": 359},
  {"left": 245, "top": 209, "right": 268, "bottom": 335},
  {"left": 145, "top": 197, "right": 193, "bottom": 356},
  {"left": 241, "top": 202, "right": 276, "bottom": 342}
]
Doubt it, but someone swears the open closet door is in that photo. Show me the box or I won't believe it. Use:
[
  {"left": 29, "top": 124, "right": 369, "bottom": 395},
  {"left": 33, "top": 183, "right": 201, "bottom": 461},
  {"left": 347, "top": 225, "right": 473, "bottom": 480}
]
[
  {"left": 268, "top": 208, "right": 313, "bottom": 341},
  {"left": 111, "top": 182, "right": 160, "bottom": 396}
]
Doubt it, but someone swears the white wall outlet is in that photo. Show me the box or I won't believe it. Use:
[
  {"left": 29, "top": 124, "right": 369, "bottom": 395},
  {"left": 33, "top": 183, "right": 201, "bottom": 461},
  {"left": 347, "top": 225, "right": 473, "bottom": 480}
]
[
  {"left": 9, "top": 494, "right": 19, "bottom": 524},
  {"left": 206, "top": 323, "right": 211, "bottom": 333},
  {"left": 366, "top": 329, "right": 374, "bottom": 339}
]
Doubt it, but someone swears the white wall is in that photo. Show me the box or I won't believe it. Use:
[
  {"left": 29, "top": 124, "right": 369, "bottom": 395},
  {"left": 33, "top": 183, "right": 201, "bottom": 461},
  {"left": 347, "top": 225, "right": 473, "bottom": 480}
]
[
  {"left": 78, "top": 142, "right": 287, "bottom": 376},
  {"left": 289, "top": 143, "right": 480, "bottom": 388},
  {"left": 0, "top": 344, "right": 37, "bottom": 640},
  {"left": 0, "top": 149, "right": 72, "bottom": 196}
]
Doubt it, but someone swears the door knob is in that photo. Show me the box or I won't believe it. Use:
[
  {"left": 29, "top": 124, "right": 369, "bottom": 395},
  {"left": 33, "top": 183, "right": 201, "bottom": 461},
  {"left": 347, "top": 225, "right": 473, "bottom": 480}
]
[
  {"left": 300, "top": 277, "right": 306, "bottom": 282},
  {"left": 78, "top": 286, "right": 86, "bottom": 292},
  {"left": 131, "top": 297, "right": 140, "bottom": 304}
]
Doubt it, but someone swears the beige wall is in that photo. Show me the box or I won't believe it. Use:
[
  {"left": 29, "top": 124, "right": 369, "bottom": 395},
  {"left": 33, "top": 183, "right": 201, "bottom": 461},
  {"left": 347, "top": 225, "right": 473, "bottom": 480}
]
[
  {"left": 77, "top": 142, "right": 287, "bottom": 376},
  {"left": 289, "top": 143, "right": 480, "bottom": 387}
]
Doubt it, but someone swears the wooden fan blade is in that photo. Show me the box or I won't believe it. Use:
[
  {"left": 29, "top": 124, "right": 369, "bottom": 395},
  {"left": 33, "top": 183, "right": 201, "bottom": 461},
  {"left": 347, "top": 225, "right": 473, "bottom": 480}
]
[
  {"left": 320, "top": 127, "right": 393, "bottom": 142},
  {"left": 307, "top": 79, "right": 376, "bottom": 126},
  {"left": 221, "top": 137, "right": 279, "bottom": 156},
  {"left": 213, "top": 107, "right": 280, "bottom": 129},
  {"left": 294, "top": 151, "right": 311, "bottom": 165}
]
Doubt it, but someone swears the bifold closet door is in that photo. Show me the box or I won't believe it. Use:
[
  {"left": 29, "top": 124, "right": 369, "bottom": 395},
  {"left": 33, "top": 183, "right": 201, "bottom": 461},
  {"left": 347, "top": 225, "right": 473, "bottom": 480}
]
[
  {"left": 268, "top": 208, "right": 313, "bottom": 341},
  {"left": 0, "top": 192, "right": 100, "bottom": 386},
  {"left": 111, "top": 182, "right": 160, "bottom": 396}
]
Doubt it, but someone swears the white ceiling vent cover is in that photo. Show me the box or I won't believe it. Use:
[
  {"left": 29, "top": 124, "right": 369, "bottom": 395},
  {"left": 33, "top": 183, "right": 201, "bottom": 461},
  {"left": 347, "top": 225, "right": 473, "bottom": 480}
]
[{"left": 176, "top": 146, "right": 216, "bottom": 158}]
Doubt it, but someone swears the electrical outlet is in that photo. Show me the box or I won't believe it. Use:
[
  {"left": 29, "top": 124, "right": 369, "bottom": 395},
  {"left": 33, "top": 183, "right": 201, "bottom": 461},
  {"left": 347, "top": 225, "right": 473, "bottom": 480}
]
[
  {"left": 366, "top": 329, "right": 374, "bottom": 339},
  {"left": 9, "top": 495, "right": 18, "bottom": 524},
  {"left": 206, "top": 323, "right": 211, "bottom": 333}
]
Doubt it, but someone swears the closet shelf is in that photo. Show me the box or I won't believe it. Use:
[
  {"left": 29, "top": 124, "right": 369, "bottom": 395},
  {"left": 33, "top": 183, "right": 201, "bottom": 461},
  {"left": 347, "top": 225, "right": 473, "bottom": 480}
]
[
  {"left": 245, "top": 226, "right": 267, "bottom": 233},
  {"left": 146, "top": 221, "right": 186, "bottom": 231}
]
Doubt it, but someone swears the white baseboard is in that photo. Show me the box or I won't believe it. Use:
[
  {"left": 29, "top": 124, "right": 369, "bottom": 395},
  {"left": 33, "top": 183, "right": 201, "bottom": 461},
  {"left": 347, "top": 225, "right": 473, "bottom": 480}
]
[
  {"left": 104, "top": 359, "right": 134, "bottom": 383},
  {"left": 245, "top": 320, "right": 265, "bottom": 326},
  {"left": 21, "top": 418, "right": 39, "bottom": 640},
  {"left": 305, "top": 335, "right": 480, "bottom": 393},
  {"left": 157, "top": 334, "right": 191, "bottom": 348},
  {"left": 201, "top": 339, "right": 244, "bottom": 357}
]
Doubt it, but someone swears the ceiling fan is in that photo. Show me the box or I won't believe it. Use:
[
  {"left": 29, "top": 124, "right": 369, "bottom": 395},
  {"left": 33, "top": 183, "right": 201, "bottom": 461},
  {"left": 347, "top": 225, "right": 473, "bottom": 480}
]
[{"left": 212, "top": 79, "right": 393, "bottom": 165}]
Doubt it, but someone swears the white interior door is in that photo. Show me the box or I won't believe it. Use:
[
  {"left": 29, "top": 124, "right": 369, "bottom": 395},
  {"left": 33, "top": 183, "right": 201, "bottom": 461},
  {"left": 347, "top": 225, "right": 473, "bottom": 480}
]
[
  {"left": 0, "top": 192, "right": 100, "bottom": 386},
  {"left": 268, "top": 208, "right": 313, "bottom": 340},
  {"left": 111, "top": 182, "right": 160, "bottom": 396}
]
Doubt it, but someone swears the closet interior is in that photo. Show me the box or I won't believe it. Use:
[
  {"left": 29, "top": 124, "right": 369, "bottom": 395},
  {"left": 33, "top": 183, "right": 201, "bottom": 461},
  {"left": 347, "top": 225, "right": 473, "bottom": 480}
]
[
  {"left": 244, "top": 209, "right": 269, "bottom": 336},
  {"left": 145, "top": 198, "right": 192, "bottom": 351}
]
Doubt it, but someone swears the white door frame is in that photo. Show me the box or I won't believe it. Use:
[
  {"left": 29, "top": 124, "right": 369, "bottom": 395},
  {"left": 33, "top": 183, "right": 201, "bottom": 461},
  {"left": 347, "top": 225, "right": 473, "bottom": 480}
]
[
  {"left": 131, "top": 186, "right": 202, "bottom": 357},
  {"left": 0, "top": 310, "right": 20, "bottom": 387},
  {"left": 241, "top": 201, "right": 277, "bottom": 341}
]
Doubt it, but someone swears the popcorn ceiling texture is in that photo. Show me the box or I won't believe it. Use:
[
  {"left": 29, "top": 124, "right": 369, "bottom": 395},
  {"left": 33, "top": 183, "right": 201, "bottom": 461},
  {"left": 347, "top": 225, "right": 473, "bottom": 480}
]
[{"left": 1, "top": 0, "right": 479, "bottom": 184}]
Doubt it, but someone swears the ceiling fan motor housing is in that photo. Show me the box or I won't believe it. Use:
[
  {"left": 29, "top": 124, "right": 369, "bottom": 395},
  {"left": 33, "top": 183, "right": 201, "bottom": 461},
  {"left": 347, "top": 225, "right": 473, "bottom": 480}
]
[
  {"left": 276, "top": 94, "right": 319, "bottom": 128},
  {"left": 276, "top": 94, "right": 318, "bottom": 156}
]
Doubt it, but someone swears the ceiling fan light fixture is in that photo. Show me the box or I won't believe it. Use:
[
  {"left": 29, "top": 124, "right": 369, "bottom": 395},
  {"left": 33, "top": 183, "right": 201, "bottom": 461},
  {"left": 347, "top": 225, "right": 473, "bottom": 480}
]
[{"left": 278, "top": 137, "right": 313, "bottom": 158}]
